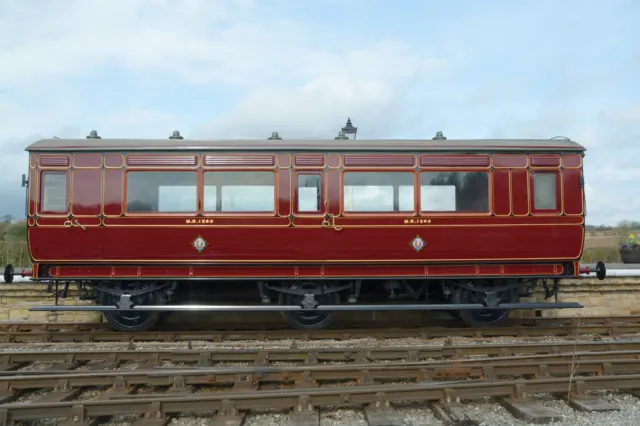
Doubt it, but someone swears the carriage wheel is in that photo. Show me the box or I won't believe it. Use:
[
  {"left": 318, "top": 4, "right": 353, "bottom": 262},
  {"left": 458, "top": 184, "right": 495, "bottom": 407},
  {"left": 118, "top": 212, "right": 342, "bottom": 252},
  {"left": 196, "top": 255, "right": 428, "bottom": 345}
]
[
  {"left": 279, "top": 282, "right": 338, "bottom": 330},
  {"left": 100, "top": 282, "right": 165, "bottom": 332},
  {"left": 452, "top": 283, "right": 515, "bottom": 327}
]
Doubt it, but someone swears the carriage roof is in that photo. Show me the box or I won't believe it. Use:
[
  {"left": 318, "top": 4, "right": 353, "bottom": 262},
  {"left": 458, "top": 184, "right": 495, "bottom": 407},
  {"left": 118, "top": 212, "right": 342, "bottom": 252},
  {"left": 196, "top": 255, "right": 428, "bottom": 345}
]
[{"left": 26, "top": 137, "right": 586, "bottom": 153}]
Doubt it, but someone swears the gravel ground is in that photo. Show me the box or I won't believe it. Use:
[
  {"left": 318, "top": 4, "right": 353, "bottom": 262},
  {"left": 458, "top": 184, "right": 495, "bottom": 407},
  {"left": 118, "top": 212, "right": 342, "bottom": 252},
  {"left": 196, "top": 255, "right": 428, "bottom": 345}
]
[
  {"left": 133, "top": 392, "right": 640, "bottom": 426},
  {"left": 462, "top": 391, "right": 640, "bottom": 426},
  {"left": 65, "top": 392, "right": 640, "bottom": 426}
]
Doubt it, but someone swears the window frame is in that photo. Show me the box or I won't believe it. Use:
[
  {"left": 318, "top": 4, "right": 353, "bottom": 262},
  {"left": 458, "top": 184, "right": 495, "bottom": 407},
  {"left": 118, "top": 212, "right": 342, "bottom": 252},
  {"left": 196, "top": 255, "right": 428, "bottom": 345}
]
[
  {"left": 124, "top": 170, "right": 199, "bottom": 215},
  {"left": 294, "top": 171, "right": 324, "bottom": 216},
  {"left": 39, "top": 171, "right": 70, "bottom": 216},
  {"left": 201, "top": 170, "right": 277, "bottom": 215},
  {"left": 341, "top": 170, "right": 416, "bottom": 216},
  {"left": 418, "top": 170, "right": 492, "bottom": 215},
  {"left": 530, "top": 170, "right": 562, "bottom": 215}
]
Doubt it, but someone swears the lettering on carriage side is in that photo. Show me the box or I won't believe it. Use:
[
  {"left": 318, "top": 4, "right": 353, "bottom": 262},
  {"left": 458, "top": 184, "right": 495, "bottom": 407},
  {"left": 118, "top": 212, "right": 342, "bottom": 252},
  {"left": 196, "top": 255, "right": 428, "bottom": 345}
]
[
  {"left": 404, "top": 218, "right": 432, "bottom": 224},
  {"left": 186, "top": 218, "right": 216, "bottom": 224}
]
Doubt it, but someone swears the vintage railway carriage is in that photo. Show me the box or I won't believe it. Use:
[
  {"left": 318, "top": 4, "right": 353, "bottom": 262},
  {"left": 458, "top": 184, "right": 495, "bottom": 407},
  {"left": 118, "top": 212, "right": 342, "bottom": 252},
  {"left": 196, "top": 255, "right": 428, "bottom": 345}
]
[{"left": 16, "top": 131, "right": 594, "bottom": 331}]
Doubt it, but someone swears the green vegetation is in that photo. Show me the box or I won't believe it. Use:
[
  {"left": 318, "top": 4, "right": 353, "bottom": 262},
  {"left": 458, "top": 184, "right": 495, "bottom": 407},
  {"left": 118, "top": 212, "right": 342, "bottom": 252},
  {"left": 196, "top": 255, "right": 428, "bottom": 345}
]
[
  {"left": 581, "top": 246, "right": 620, "bottom": 263},
  {"left": 0, "top": 218, "right": 29, "bottom": 268}
]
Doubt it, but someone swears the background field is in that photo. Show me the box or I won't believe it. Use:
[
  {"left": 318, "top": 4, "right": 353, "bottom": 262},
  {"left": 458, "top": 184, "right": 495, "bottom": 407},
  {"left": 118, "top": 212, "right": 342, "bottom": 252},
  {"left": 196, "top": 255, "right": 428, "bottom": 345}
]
[
  {"left": 0, "top": 217, "right": 637, "bottom": 267},
  {"left": 582, "top": 223, "right": 640, "bottom": 263}
]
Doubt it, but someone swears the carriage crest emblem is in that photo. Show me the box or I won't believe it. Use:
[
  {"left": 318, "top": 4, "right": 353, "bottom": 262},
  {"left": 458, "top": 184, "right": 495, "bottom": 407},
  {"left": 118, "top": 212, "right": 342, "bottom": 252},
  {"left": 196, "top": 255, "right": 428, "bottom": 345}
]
[
  {"left": 192, "top": 236, "right": 208, "bottom": 253},
  {"left": 410, "top": 235, "right": 425, "bottom": 252}
]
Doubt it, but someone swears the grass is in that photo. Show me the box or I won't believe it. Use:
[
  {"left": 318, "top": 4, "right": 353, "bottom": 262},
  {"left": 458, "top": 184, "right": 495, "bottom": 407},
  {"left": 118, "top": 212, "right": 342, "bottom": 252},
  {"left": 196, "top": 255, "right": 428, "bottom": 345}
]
[
  {"left": 582, "top": 228, "right": 639, "bottom": 263},
  {"left": 584, "top": 228, "right": 639, "bottom": 247},
  {"left": 580, "top": 246, "right": 620, "bottom": 263}
]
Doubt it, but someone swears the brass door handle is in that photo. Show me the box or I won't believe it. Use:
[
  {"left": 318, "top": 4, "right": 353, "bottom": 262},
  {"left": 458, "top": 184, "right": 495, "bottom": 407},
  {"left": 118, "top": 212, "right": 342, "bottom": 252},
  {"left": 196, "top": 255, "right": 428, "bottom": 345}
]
[
  {"left": 322, "top": 200, "right": 342, "bottom": 231},
  {"left": 64, "top": 219, "right": 87, "bottom": 231},
  {"left": 327, "top": 214, "right": 342, "bottom": 232}
]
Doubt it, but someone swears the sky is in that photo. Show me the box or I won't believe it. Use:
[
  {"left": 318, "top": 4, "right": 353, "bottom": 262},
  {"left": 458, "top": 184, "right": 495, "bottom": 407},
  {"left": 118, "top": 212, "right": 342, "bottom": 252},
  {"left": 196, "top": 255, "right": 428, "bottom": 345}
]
[{"left": 0, "top": 0, "right": 638, "bottom": 226}]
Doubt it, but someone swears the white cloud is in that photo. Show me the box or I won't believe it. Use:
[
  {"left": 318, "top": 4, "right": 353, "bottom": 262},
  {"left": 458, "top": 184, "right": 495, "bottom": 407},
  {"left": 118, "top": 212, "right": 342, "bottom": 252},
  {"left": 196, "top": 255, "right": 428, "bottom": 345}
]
[
  {"left": 194, "top": 41, "right": 446, "bottom": 139},
  {"left": 0, "top": 0, "right": 269, "bottom": 87},
  {"left": 2, "top": 0, "right": 429, "bottom": 89}
]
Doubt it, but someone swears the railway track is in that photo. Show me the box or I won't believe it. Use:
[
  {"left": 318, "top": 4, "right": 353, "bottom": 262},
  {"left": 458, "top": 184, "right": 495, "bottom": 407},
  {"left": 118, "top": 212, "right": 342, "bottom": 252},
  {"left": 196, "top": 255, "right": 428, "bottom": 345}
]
[
  {"left": 0, "top": 348, "right": 639, "bottom": 425},
  {"left": 3, "top": 340, "right": 640, "bottom": 367},
  {"left": 2, "top": 315, "right": 640, "bottom": 343},
  {"left": 4, "top": 348, "right": 640, "bottom": 383},
  {"left": 1, "top": 317, "right": 640, "bottom": 423}
]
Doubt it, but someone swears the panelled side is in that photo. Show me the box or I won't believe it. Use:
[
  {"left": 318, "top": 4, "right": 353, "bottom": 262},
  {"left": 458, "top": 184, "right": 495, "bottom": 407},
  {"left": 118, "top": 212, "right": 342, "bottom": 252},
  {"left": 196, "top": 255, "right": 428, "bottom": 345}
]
[{"left": 29, "top": 150, "right": 584, "bottom": 276}]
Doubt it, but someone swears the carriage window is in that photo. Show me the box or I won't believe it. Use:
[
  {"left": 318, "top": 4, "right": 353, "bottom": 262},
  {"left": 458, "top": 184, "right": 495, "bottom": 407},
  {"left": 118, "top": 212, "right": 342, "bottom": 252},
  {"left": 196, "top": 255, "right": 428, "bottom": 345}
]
[
  {"left": 126, "top": 171, "right": 197, "bottom": 213},
  {"left": 204, "top": 171, "right": 275, "bottom": 212},
  {"left": 41, "top": 173, "right": 67, "bottom": 213},
  {"left": 420, "top": 172, "right": 489, "bottom": 212},
  {"left": 343, "top": 172, "right": 414, "bottom": 212},
  {"left": 297, "top": 174, "right": 321, "bottom": 212},
  {"left": 533, "top": 173, "right": 557, "bottom": 210}
]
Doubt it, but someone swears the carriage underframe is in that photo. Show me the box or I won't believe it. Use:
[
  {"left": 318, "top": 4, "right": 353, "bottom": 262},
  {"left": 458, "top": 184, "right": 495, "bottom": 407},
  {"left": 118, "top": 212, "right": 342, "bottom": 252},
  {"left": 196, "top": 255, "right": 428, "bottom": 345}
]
[{"left": 10, "top": 262, "right": 606, "bottom": 332}]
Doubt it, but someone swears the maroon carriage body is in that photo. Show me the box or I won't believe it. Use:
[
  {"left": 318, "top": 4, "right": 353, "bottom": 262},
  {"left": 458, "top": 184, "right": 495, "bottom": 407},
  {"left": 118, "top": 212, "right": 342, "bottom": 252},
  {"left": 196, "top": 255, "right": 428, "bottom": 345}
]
[{"left": 24, "top": 136, "right": 586, "bottom": 281}]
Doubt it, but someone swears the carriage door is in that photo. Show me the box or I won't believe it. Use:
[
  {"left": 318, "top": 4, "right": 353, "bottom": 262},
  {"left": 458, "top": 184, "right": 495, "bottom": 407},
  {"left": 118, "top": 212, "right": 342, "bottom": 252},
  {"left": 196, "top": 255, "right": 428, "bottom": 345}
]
[
  {"left": 36, "top": 163, "right": 72, "bottom": 260},
  {"left": 69, "top": 154, "right": 103, "bottom": 258},
  {"left": 292, "top": 155, "right": 335, "bottom": 256}
]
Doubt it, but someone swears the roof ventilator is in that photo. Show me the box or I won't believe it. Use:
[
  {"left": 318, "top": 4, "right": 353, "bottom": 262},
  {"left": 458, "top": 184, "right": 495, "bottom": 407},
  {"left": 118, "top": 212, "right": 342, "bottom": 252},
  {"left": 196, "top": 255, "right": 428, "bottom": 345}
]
[
  {"left": 334, "top": 130, "right": 349, "bottom": 140},
  {"left": 86, "top": 130, "right": 101, "bottom": 139},
  {"left": 432, "top": 131, "right": 447, "bottom": 140},
  {"left": 169, "top": 130, "right": 184, "bottom": 140}
]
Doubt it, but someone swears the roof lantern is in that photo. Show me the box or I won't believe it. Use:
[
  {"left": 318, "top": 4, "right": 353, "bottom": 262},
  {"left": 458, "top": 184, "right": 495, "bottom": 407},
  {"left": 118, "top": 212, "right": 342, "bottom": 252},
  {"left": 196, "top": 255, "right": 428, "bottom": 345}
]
[
  {"left": 342, "top": 118, "right": 357, "bottom": 133},
  {"left": 341, "top": 118, "right": 358, "bottom": 139}
]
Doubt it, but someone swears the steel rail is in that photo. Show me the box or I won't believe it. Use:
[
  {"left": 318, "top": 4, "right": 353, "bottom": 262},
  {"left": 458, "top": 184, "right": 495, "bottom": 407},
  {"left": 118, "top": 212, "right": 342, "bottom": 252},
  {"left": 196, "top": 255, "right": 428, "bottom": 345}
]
[
  {"left": 1, "top": 374, "right": 640, "bottom": 422},
  {"left": 2, "top": 323, "right": 640, "bottom": 343},
  {"left": 2, "top": 340, "right": 640, "bottom": 367},
  {"left": 3, "top": 351, "right": 640, "bottom": 390}
]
